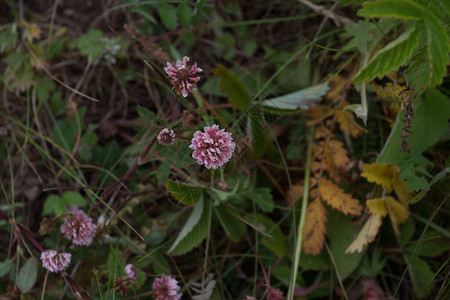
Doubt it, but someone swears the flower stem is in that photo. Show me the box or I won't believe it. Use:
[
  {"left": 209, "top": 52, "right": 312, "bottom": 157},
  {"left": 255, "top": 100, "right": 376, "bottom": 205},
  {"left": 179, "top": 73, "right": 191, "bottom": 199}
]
[{"left": 287, "top": 125, "right": 314, "bottom": 299}]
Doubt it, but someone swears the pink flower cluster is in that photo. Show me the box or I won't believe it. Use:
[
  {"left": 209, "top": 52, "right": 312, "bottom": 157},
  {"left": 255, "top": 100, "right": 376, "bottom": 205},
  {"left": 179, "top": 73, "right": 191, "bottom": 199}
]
[
  {"left": 190, "top": 125, "right": 235, "bottom": 169},
  {"left": 164, "top": 56, "right": 202, "bottom": 97},
  {"left": 41, "top": 249, "right": 71, "bottom": 273},
  {"left": 125, "top": 263, "right": 137, "bottom": 281},
  {"left": 157, "top": 128, "right": 176, "bottom": 145},
  {"left": 152, "top": 275, "right": 182, "bottom": 300},
  {"left": 60, "top": 210, "right": 97, "bottom": 246}
]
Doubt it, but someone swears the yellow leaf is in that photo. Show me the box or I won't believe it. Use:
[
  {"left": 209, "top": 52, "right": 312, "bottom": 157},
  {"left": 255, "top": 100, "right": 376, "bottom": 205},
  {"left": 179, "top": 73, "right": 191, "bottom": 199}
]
[
  {"left": 361, "top": 163, "right": 395, "bottom": 192},
  {"left": 385, "top": 196, "right": 409, "bottom": 236},
  {"left": 302, "top": 198, "right": 327, "bottom": 255},
  {"left": 319, "top": 139, "right": 350, "bottom": 182},
  {"left": 22, "top": 20, "right": 42, "bottom": 42},
  {"left": 324, "top": 139, "right": 349, "bottom": 169},
  {"left": 305, "top": 105, "right": 335, "bottom": 126},
  {"left": 392, "top": 171, "right": 411, "bottom": 205},
  {"left": 319, "top": 178, "right": 362, "bottom": 216},
  {"left": 337, "top": 101, "right": 367, "bottom": 138},
  {"left": 345, "top": 214, "right": 382, "bottom": 254},
  {"left": 366, "top": 198, "right": 387, "bottom": 216}
]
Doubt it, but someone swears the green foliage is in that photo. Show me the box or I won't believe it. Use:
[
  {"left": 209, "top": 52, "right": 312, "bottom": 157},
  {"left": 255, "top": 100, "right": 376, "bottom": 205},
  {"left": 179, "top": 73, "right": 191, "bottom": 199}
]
[
  {"left": 377, "top": 90, "right": 450, "bottom": 166},
  {"left": 158, "top": 1, "right": 178, "bottom": 30},
  {"left": 326, "top": 209, "right": 364, "bottom": 280},
  {"left": 43, "top": 191, "right": 88, "bottom": 215},
  {"left": 245, "top": 213, "right": 286, "bottom": 258},
  {"left": 399, "top": 159, "right": 431, "bottom": 192},
  {"left": 177, "top": 2, "right": 193, "bottom": 27},
  {"left": 356, "top": 0, "right": 449, "bottom": 92},
  {"left": 0, "top": 259, "right": 12, "bottom": 277},
  {"left": 77, "top": 29, "right": 104, "bottom": 61},
  {"left": 214, "top": 205, "right": 246, "bottom": 242},
  {"left": 0, "top": 24, "right": 18, "bottom": 53},
  {"left": 165, "top": 179, "right": 205, "bottom": 206},
  {"left": 353, "top": 25, "right": 421, "bottom": 83},
  {"left": 358, "top": 0, "right": 425, "bottom": 20},
  {"left": 260, "top": 83, "right": 330, "bottom": 112},
  {"left": 244, "top": 187, "right": 274, "bottom": 213},
  {"left": 168, "top": 195, "right": 211, "bottom": 255},
  {"left": 107, "top": 247, "right": 120, "bottom": 281},
  {"left": 405, "top": 255, "right": 435, "bottom": 298},
  {"left": 213, "top": 65, "right": 252, "bottom": 111},
  {"left": 17, "top": 258, "right": 38, "bottom": 293}
]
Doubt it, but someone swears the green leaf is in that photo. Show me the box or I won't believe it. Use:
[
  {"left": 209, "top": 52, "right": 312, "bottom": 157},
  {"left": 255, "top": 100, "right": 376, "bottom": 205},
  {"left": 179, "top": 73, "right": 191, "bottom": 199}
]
[
  {"left": 245, "top": 214, "right": 286, "bottom": 258},
  {"left": 249, "top": 111, "right": 266, "bottom": 158},
  {"left": 377, "top": 90, "right": 450, "bottom": 166},
  {"left": 407, "top": 233, "right": 450, "bottom": 257},
  {"left": 406, "top": 47, "right": 429, "bottom": 95},
  {"left": 168, "top": 195, "right": 211, "bottom": 255},
  {"left": 107, "top": 247, "right": 120, "bottom": 281},
  {"left": 424, "top": 10, "right": 449, "bottom": 89},
  {"left": 169, "top": 195, "right": 204, "bottom": 253},
  {"left": 62, "top": 191, "right": 87, "bottom": 206},
  {"left": 358, "top": 0, "right": 425, "bottom": 20},
  {"left": 177, "top": 2, "right": 192, "bottom": 27},
  {"left": 157, "top": 160, "right": 171, "bottom": 185},
  {"left": 326, "top": 209, "right": 364, "bottom": 280},
  {"left": 214, "top": 205, "right": 246, "bottom": 242},
  {"left": 213, "top": 65, "right": 252, "bottom": 111},
  {"left": 0, "top": 259, "right": 12, "bottom": 277},
  {"left": 260, "top": 83, "right": 329, "bottom": 111},
  {"left": 299, "top": 251, "right": 330, "bottom": 271},
  {"left": 346, "top": 20, "right": 375, "bottom": 55},
  {"left": 77, "top": 29, "right": 103, "bottom": 60},
  {"left": 43, "top": 195, "right": 66, "bottom": 215},
  {"left": 17, "top": 258, "right": 38, "bottom": 293},
  {"left": 353, "top": 25, "right": 421, "bottom": 83},
  {"left": 337, "top": 0, "right": 365, "bottom": 5},
  {"left": 405, "top": 255, "right": 434, "bottom": 298},
  {"left": 165, "top": 179, "right": 204, "bottom": 206},
  {"left": 137, "top": 105, "right": 156, "bottom": 121},
  {"left": 158, "top": 2, "right": 178, "bottom": 31},
  {"left": 245, "top": 188, "right": 274, "bottom": 213}
]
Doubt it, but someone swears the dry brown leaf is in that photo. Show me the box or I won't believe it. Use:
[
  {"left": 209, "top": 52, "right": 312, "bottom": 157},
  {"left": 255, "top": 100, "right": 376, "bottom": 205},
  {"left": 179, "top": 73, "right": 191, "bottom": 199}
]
[
  {"left": 305, "top": 105, "right": 335, "bottom": 126},
  {"left": 314, "top": 125, "right": 334, "bottom": 140},
  {"left": 366, "top": 198, "right": 387, "bottom": 216},
  {"left": 302, "top": 198, "right": 327, "bottom": 255},
  {"left": 326, "top": 75, "right": 348, "bottom": 103},
  {"left": 361, "top": 163, "right": 396, "bottom": 192},
  {"left": 345, "top": 214, "right": 382, "bottom": 254},
  {"left": 336, "top": 102, "right": 367, "bottom": 138},
  {"left": 385, "top": 196, "right": 410, "bottom": 236},
  {"left": 319, "top": 178, "right": 363, "bottom": 216},
  {"left": 320, "top": 139, "right": 350, "bottom": 181},
  {"left": 287, "top": 185, "right": 304, "bottom": 207}
]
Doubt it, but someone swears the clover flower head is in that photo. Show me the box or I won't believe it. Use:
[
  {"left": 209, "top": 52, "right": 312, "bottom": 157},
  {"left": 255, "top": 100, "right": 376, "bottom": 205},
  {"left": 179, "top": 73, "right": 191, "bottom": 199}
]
[
  {"left": 189, "top": 124, "right": 235, "bottom": 169},
  {"left": 152, "top": 275, "right": 182, "bottom": 300},
  {"left": 41, "top": 249, "right": 71, "bottom": 273},
  {"left": 125, "top": 264, "right": 137, "bottom": 281},
  {"left": 60, "top": 209, "right": 97, "bottom": 246},
  {"left": 157, "top": 128, "right": 176, "bottom": 145},
  {"left": 268, "top": 288, "right": 284, "bottom": 300},
  {"left": 164, "top": 56, "right": 202, "bottom": 97}
]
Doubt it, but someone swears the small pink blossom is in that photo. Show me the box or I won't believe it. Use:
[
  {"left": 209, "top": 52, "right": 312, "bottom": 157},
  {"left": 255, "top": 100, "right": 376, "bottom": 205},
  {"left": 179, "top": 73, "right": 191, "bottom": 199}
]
[
  {"left": 41, "top": 249, "right": 71, "bottom": 273},
  {"left": 190, "top": 124, "right": 235, "bottom": 169},
  {"left": 60, "top": 210, "right": 97, "bottom": 246},
  {"left": 164, "top": 56, "right": 202, "bottom": 97},
  {"left": 152, "top": 275, "right": 182, "bottom": 300},
  {"left": 157, "top": 128, "right": 176, "bottom": 145},
  {"left": 125, "top": 264, "right": 137, "bottom": 281},
  {"left": 268, "top": 288, "right": 284, "bottom": 300}
]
